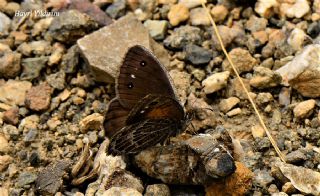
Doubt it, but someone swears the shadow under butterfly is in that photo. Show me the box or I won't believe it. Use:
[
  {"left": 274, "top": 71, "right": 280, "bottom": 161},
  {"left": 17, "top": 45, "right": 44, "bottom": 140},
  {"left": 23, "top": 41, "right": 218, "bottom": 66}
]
[{"left": 104, "top": 45, "right": 191, "bottom": 155}]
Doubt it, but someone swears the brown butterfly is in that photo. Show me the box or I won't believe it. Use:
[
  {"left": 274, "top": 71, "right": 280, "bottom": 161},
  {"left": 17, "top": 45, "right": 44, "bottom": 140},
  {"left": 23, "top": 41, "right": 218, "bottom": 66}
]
[{"left": 104, "top": 45, "right": 188, "bottom": 155}]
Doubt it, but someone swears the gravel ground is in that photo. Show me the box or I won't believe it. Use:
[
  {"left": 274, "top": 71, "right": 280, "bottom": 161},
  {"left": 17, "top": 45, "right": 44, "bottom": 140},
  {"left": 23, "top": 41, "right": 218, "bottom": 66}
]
[{"left": 0, "top": 0, "right": 320, "bottom": 195}]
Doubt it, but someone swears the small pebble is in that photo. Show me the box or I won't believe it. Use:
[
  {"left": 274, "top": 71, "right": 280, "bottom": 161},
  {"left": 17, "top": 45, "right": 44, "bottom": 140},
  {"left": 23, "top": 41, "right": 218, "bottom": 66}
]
[
  {"left": 0, "top": 12, "right": 11, "bottom": 35},
  {"left": 226, "top": 108, "right": 242, "bottom": 117},
  {"left": 0, "top": 134, "right": 10, "bottom": 153},
  {"left": 0, "top": 155, "right": 13, "bottom": 172},
  {"left": 222, "top": 48, "right": 257, "bottom": 74},
  {"left": 178, "top": 0, "right": 205, "bottom": 9},
  {"left": 145, "top": 184, "right": 170, "bottom": 196},
  {"left": 293, "top": 99, "right": 316, "bottom": 119},
  {"left": 0, "top": 52, "right": 21, "bottom": 79},
  {"left": 16, "top": 171, "right": 37, "bottom": 188},
  {"left": 58, "top": 89, "right": 71, "bottom": 102},
  {"left": 219, "top": 97, "right": 240, "bottom": 113},
  {"left": 251, "top": 125, "right": 265, "bottom": 138},
  {"left": 144, "top": 20, "right": 168, "bottom": 40},
  {"left": 164, "top": 25, "right": 201, "bottom": 49},
  {"left": 254, "top": 0, "right": 279, "bottom": 18},
  {"left": 189, "top": 8, "right": 210, "bottom": 26},
  {"left": 281, "top": 182, "right": 297, "bottom": 194},
  {"left": 210, "top": 5, "right": 228, "bottom": 22},
  {"left": 256, "top": 92, "right": 273, "bottom": 105},
  {"left": 79, "top": 113, "right": 104, "bottom": 133},
  {"left": 184, "top": 44, "right": 212, "bottom": 65},
  {"left": 25, "top": 83, "right": 53, "bottom": 111},
  {"left": 202, "top": 71, "right": 230, "bottom": 94},
  {"left": 3, "top": 107, "right": 19, "bottom": 125},
  {"left": 168, "top": 4, "right": 189, "bottom": 26}
]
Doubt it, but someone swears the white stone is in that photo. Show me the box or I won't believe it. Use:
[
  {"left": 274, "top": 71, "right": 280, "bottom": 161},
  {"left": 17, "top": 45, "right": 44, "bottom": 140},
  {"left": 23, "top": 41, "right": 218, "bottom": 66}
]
[
  {"left": 287, "top": 28, "right": 307, "bottom": 51},
  {"left": 254, "top": 0, "right": 279, "bottom": 18},
  {"left": 202, "top": 71, "right": 230, "bottom": 94},
  {"left": 280, "top": 0, "right": 310, "bottom": 18}
]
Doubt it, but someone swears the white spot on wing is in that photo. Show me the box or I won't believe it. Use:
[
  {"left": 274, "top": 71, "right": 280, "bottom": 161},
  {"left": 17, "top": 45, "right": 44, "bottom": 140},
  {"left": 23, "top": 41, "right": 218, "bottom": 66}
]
[{"left": 131, "top": 74, "right": 136, "bottom": 78}]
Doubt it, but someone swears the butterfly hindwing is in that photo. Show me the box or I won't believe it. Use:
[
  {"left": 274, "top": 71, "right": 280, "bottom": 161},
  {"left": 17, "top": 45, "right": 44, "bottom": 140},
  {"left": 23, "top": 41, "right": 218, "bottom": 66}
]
[
  {"left": 104, "top": 99, "right": 130, "bottom": 138},
  {"left": 126, "top": 94, "right": 184, "bottom": 125},
  {"left": 109, "top": 118, "right": 178, "bottom": 155}
]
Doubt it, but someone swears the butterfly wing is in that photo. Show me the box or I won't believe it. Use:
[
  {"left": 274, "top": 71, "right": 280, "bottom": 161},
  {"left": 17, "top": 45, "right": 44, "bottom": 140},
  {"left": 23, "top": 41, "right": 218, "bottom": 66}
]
[
  {"left": 116, "top": 45, "right": 177, "bottom": 109},
  {"left": 104, "top": 99, "right": 130, "bottom": 138},
  {"left": 126, "top": 94, "right": 184, "bottom": 125},
  {"left": 109, "top": 118, "right": 179, "bottom": 155}
]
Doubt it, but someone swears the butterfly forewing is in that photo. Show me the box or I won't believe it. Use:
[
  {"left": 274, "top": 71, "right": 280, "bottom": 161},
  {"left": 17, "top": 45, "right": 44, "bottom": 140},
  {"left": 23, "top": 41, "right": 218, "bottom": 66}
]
[{"left": 117, "top": 45, "right": 177, "bottom": 109}]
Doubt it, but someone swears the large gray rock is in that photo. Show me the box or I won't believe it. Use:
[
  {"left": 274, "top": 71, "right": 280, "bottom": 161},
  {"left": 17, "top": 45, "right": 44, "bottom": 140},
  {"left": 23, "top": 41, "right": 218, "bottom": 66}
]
[{"left": 77, "top": 13, "right": 169, "bottom": 83}]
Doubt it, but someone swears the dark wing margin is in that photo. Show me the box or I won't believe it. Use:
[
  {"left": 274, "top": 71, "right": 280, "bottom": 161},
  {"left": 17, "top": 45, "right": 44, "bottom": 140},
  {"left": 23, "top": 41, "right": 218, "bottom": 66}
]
[{"left": 116, "top": 45, "right": 177, "bottom": 109}]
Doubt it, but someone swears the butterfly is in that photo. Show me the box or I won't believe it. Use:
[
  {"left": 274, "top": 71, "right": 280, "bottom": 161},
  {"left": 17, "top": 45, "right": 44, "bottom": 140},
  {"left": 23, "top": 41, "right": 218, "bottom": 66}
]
[{"left": 104, "top": 45, "right": 188, "bottom": 155}]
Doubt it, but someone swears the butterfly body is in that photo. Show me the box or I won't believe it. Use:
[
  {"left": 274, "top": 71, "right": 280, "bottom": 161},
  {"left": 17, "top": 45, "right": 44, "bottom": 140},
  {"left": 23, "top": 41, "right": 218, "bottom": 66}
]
[{"left": 104, "top": 45, "right": 186, "bottom": 155}]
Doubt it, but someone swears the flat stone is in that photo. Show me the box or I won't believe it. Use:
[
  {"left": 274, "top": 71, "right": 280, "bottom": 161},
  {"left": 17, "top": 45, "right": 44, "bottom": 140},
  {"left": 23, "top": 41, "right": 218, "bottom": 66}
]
[
  {"left": 78, "top": 13, "right": 162, "bottom": 83},
  {"left": 25, "top": 83, "right": 53, "bottom": 111},
  {"left": 202, "top": 71, "right": 230, "bottom": 94},
  {"left": 0, "top": 80, "right": 32, "bottom": 106},
  {"left": 293, "top": 99, "right": 316, "bottom": 119}
]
